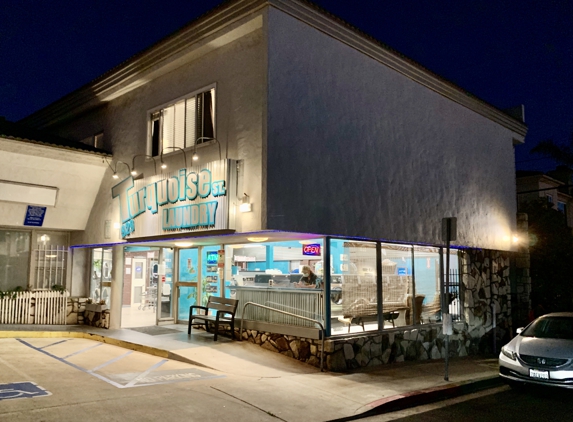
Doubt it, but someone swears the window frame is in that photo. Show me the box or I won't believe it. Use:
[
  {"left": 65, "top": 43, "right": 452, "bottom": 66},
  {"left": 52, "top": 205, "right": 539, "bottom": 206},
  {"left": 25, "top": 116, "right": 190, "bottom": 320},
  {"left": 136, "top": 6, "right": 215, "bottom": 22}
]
[{"left": 147, "top": 84, "right": 217, "bottom": 158}]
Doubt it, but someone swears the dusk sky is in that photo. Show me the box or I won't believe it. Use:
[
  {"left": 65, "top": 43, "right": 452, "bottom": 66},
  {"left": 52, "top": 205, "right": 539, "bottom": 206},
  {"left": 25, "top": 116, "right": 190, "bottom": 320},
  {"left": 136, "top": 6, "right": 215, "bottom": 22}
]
[{"left": 1, "top": 1, "right": 572, "bottom": 172}]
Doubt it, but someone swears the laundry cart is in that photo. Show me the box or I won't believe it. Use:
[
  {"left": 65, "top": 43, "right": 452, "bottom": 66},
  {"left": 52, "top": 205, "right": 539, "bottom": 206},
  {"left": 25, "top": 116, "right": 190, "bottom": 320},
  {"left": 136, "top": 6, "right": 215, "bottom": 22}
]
[{"left": 139, "top": 285, "right": 157, "bottom": 311}]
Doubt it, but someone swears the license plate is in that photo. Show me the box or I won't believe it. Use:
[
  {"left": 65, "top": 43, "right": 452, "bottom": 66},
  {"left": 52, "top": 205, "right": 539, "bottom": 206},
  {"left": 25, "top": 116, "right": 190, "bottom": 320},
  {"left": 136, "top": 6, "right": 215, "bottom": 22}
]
[{"left": 530, "top": 369, "right": 549, "bottom": 379}]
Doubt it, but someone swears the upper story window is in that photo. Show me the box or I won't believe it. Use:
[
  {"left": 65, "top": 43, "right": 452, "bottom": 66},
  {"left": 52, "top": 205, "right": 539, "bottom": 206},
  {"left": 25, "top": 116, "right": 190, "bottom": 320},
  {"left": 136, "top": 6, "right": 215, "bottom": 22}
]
[
  {"left": 546, "top": 194, "right": 553, "bottom": 204},
  {"left": 150, "top": 86, "right": 215, "bottom": 157},
  {"left": 557, "top": 201, "right": 567, "bottom": 214}
]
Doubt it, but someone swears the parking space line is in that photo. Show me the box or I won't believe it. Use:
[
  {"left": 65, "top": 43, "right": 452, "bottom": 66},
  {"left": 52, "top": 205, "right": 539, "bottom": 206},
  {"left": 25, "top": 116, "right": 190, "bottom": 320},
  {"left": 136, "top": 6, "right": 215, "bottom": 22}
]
[
  {"left": 16, "top": 339, "right": 125, "bottom": 389},
  {"left": 90, "top": 351, "right": 133, "bottom": 372},
  {"left": 61, "top": 342, "right": 103, "bottom": 359},
  {"left": 38, "top": 339, "right": 70, "bottom": 350},
  {"left": 15, "top": 338, "right": 223, "bottom": 389},
  {"left": 124, "top": 359, "right": 168, "bottom": 388}
]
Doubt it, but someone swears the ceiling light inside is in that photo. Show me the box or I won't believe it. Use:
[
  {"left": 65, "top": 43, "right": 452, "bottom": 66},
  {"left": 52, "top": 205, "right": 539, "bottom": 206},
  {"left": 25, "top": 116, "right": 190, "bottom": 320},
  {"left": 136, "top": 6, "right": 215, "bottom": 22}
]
[{"left": 247, "top": 237, "right": 268, "bottom": 242}]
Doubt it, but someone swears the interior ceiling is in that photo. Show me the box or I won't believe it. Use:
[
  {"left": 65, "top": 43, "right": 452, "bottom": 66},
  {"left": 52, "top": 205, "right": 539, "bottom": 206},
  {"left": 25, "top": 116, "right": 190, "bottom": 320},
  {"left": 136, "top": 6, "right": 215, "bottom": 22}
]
[{"left": 123, "top": 230, "right": 324, "bottom": 249}]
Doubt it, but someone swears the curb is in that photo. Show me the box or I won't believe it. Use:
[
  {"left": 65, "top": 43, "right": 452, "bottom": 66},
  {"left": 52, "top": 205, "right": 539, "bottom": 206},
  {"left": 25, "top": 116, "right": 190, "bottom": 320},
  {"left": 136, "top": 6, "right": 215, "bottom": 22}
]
[
  {"left": 0, "top": 330, "right": 214, "bottom": 370},
  {"left": 326, "top": 376, "right": 503, "bottom": 422}
]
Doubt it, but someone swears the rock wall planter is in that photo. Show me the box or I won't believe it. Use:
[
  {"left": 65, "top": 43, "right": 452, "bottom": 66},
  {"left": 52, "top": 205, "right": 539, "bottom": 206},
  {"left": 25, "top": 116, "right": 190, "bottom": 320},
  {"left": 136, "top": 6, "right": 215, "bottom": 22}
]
[{"left": 85, "top": 303, "right": 108, "bottom": 312}]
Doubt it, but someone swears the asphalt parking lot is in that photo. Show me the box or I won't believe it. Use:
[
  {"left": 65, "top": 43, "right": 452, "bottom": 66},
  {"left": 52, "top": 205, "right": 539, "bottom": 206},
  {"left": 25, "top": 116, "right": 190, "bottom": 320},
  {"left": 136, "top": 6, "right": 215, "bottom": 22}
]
[{"left": 0, "top": 337, "right": 274, "bottom": 422}]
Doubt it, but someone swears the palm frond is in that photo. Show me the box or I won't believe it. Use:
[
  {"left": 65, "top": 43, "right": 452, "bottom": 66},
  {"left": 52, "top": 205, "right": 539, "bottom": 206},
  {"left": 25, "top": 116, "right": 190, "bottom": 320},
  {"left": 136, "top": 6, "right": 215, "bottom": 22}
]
[{"left": 531, "top": 139, "right": 573, "bottom": 167}]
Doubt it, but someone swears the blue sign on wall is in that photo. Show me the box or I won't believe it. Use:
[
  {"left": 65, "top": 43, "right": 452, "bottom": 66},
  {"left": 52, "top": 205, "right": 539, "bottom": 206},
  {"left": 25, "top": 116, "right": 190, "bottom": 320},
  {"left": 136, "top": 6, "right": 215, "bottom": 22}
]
[
  {"left": 398, "top": 267, "right": 407, "bottom": 275},
  {"left": 0, "top": 382, "right": 51, "bottom": 401},
  {"left": 23, "top": 205, "right": 47, "bottom": 227}
]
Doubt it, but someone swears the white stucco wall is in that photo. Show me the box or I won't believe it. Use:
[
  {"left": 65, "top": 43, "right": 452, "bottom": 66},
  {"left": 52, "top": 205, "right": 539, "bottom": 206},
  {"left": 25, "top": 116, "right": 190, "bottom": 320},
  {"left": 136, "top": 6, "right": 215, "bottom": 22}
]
[
  {"left": 0, "top": 139, "right": 107, "bottom": 230},
  {"left": 265, "top": 8, "right": 518, "bottom": 251},
  {"left": 51, "top": 25, "right": 266, "bottom": 246}
]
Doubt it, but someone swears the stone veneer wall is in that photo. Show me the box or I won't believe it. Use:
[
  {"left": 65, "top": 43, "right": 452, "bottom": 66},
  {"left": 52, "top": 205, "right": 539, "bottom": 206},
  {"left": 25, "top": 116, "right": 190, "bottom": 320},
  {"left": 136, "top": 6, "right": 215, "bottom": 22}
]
[
  {"left": 68, "top": 297, "right": 110, "bottom": 329},
  {"left": 237, "top": 247, "right": 516, "bottom": 371},
  {"left": 462, "top": 248, "right": 513, "bottom": 355}
]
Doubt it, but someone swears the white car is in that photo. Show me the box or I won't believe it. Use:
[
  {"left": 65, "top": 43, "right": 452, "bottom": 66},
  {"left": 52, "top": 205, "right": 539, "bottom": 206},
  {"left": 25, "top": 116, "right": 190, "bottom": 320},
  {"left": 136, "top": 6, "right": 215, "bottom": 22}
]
[{"left": 499, "top": 312, "right": 573, "bottom": 389}]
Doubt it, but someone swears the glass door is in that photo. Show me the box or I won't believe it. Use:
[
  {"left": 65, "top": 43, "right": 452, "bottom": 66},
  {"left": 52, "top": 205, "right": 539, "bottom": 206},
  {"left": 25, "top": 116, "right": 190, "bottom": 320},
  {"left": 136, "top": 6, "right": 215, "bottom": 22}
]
[
  {"left": 176, "top": 247, "right": 199, "bottom": 322},
  {"left": 158, "top": 248, "right": 174, "bottom": 322}
]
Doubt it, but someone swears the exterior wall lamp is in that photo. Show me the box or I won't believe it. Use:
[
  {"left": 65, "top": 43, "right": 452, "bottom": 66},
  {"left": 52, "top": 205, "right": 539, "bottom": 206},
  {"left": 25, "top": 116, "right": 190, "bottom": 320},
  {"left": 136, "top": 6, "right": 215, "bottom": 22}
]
[
  {"left": 160, "top": 146, "right": 188, "bottom": 170},
  {"left": 239, "top": 193, "right": 252, "bottom": 213},
  {"left": 194, "top": 137, "right": 222, "bottom": 161},
  {"left": 107, "top": 159, "right": 131, "bottom": 179},
  {"left": 131, "top": 154, "right": 157, "bottom": 176}
]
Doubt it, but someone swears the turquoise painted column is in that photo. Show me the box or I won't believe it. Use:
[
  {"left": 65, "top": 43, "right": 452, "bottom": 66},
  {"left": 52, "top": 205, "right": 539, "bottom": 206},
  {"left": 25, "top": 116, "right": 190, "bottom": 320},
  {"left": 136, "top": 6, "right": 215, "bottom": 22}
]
[{"left": 265, "top": 245, "right": 274, "bottom": 271}]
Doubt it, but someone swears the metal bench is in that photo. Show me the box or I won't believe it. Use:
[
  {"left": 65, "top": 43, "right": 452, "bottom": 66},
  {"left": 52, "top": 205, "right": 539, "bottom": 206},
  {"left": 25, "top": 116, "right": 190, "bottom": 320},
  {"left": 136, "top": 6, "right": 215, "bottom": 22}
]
[{"left": 187, "top": 296, "right": 239, "bottom": 341}]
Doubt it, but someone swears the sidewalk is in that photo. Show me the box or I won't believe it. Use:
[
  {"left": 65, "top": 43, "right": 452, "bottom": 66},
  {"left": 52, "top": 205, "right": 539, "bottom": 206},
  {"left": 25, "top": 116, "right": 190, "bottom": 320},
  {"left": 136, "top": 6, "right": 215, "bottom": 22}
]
[{"left": 0, "top": 324, "right": 502, "bottom": 421}]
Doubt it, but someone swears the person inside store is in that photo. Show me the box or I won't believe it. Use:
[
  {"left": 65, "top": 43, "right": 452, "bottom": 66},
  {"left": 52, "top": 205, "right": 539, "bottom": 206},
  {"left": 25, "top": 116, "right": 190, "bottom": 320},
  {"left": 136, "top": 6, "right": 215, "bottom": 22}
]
[{"left": 294, "top": 265, "right": 321, "bottom": 288}]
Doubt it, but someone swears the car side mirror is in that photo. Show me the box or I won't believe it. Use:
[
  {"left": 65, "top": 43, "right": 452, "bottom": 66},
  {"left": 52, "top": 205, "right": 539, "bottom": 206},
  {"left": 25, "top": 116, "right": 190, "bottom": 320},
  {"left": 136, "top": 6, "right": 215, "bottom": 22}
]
[{"left": 516, "top": 327, "right": 524, "bottom": 335}]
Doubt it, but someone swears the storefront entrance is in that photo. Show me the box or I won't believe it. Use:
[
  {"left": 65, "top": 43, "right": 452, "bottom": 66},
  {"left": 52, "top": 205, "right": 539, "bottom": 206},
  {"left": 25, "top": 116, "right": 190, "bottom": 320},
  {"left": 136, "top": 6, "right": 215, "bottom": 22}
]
[{"left": 120, "top": 247, "right": 174, "bottom": 328}]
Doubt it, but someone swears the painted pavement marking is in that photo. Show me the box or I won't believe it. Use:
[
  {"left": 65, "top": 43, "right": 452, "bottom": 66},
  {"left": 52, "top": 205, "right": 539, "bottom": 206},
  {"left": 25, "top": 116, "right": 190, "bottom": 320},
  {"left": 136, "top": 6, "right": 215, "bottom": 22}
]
[
  {"left": 90, "top": 350, "right": 133, "bottom": 372},
  {"left": 0, "top": 382, "right": 51, "bottom": 401},
  {"left": 61, "top": 342, "right": 103, "bottom": 359},
  {"left": 16, "top": 338, "right": 224, "bottom": 389},
  {"left": 38, "top": 339, "right": 70, "bottom": 349}
]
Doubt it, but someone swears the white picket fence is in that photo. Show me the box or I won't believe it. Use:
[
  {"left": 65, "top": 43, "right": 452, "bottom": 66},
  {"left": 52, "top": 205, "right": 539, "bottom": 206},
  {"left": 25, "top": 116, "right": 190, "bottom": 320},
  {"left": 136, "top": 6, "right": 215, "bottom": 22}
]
[{"left": 0, "top": 290, "right": 68, "bottom": 325}]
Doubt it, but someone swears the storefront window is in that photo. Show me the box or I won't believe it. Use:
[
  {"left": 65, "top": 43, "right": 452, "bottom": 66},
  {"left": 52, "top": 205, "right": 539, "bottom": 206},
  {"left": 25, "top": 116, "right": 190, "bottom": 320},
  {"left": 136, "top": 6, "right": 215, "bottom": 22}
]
[
  {"left": 0, "top": 230, "right": 30, "bottom": 291},
  {"left": 230, "top": 239, "right": 324, "bottom": 325},
  {"left": 201, "top": 245, "right": 221, "bottom": 307},
  {"left": 413, "top": 246, "right": 440, "bottom": 324},
  {"left": 330, "top": 239, "right": 378, "bottom": 334},
  {"left": 445, "top": 249, "right": 461, "bottom": 321},
  {"left": 380, "top": 243, "right": 413, "bottom": 328},
  {"left": 33, "top": 231, "right": 68, "bottom": 290},
  {"left": 90, "top": 248, "right": 112, "bottom": 306}
]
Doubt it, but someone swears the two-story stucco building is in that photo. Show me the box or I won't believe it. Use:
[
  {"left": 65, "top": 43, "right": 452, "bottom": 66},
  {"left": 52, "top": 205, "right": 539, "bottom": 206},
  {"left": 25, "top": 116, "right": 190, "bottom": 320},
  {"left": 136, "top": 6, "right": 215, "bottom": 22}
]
[{"left": 12, "top": 0, "right": 527, "bottom": 370}]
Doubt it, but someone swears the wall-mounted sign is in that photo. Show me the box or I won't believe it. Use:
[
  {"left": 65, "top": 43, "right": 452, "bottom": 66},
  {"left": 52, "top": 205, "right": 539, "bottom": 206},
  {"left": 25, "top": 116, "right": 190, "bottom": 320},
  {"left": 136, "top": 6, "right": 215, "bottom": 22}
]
[
  {"left": 206, "top": 251, "right": 218, "bottom": 265},
  {"left": 23, "top": 206, "right": 47, "bottom": 227},
  {"left": 111, "top": 160, "right": 236, "bottom": 239},
  {"left": 302, "top": 243, "right": 321, "bottom": 256}
]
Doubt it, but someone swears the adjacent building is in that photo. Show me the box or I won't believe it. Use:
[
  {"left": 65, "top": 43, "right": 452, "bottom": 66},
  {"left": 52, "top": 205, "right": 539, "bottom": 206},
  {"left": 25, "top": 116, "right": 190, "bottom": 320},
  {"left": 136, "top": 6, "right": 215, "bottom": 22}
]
[{"left": 5, "top": 0, "right": 527, "bottom": 370}]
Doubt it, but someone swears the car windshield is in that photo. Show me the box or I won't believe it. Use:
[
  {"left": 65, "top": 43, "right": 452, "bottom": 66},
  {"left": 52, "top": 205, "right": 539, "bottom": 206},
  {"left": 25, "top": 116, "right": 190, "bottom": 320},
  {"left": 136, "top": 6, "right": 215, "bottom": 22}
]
[{"left": 521, "top": 317, "right": 573, "bottom": 340}]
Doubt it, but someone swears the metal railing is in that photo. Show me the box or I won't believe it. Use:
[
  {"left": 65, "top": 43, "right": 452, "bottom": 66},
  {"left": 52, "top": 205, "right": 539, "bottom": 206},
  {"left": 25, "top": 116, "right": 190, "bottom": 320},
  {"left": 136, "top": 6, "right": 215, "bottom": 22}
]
[{"left": 240, "top": 301, "right": 325, "bottom": 371}]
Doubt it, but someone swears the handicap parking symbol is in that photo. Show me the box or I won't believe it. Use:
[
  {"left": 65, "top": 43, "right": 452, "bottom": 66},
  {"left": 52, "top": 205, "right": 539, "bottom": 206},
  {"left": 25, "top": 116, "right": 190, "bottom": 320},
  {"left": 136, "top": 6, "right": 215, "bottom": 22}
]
[{"left": 0, "top": 382, "right": 52, "bottom": 401}]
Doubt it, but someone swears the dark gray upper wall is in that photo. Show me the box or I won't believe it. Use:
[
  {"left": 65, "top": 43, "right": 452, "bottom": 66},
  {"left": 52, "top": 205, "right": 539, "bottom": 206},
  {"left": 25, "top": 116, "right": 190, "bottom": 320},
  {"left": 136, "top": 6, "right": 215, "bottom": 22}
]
[{"left": 266, "top": 7, "right": 519, "bottom": 251}]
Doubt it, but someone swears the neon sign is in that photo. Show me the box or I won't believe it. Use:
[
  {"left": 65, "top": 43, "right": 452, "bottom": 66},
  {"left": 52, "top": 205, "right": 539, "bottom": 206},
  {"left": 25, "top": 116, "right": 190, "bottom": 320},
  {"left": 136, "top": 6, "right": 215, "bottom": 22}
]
[{"left": 302, "top": 243, "right": 321, "bottom": 256}]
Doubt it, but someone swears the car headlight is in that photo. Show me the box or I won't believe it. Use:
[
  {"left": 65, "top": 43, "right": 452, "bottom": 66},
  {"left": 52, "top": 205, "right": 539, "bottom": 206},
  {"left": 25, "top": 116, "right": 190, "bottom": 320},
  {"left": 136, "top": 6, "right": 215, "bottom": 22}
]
[{"left": 501, "top": 346, "right": 516, "bottom": 361}]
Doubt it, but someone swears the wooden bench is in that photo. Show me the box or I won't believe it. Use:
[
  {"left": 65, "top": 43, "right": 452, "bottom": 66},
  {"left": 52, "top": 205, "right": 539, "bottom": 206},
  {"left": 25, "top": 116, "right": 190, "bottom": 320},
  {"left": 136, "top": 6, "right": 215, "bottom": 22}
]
[{"left": 187, "top": 296, "right": 239, "bottom": 341}]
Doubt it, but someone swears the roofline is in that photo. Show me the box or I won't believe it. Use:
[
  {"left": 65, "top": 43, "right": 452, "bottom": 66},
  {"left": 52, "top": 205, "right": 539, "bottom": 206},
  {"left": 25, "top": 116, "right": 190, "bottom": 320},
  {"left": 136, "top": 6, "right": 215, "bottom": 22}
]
[
  {"left": 517, "top": 173, "right": 567, "bottom": 187},
  {"left": 0, "top": 134, "right": 112, "bottom": 158},
  {"left": 20, "top": 0, "right": 527, "bottom": 138}
]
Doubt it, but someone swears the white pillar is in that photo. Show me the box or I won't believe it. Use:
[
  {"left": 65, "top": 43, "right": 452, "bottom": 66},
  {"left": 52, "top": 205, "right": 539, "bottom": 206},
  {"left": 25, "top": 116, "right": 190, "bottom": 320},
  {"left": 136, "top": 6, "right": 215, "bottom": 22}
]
[{"left": 110, "top": 245, "right": 124, "bottom": 329}]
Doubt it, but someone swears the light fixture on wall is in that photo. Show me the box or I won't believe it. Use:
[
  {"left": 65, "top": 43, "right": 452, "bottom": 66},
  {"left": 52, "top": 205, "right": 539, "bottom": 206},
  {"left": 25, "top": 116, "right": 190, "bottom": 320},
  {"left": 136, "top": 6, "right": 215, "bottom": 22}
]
[
  {"left": 131, "top": 154, "right": 157, "bottom": 176},
  {"left": 247, "top": 237, "right": 268, "bottom": 242},
  {"left": 193, "top": 137, "right": 222, "bottom": 162},
  {"left": 159, "top": 146, "right": 188, "bottom": 171},
  {"left": 107, "top": 159, "right": 131, "bottom": 179},
  {"left": 174, "top": 241, "right": 193, "bottom": 248},
  {"left": 239, "top": 193, "right": 252, "bottom": 213}
]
